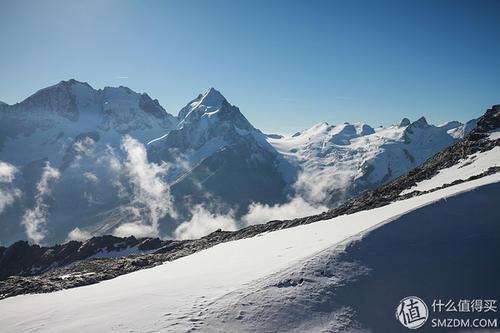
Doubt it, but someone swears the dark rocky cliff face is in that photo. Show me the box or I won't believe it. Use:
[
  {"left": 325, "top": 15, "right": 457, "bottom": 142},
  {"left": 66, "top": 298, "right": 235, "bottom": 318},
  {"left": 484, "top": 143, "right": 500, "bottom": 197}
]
[{"left": 0, "top": 235, "right": 169, "bottom": 280}]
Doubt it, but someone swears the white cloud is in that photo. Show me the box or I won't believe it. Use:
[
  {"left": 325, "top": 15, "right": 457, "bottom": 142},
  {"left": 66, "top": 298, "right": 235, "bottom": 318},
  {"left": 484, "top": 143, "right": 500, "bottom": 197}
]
[
  {"left": 0, "top": 189, "right": 20, "bottom": 214},
  {"left": 294, "top": 167, "right": 353, "bottom": 204},
  {"left": 100, "top": 145, "right": 123, "bottom": 173},
  {"left": 0, "top": 161, "right": 22, "bottom": 213},
  {"left": 0, "top": 161, "right": 17, "bottom": 183},
  {"left": 111, "top": 136, "right": 176, "bottom": 238},
  {"left": 73, "top": 137, "right": 96, "bottom": 155},
  {"left": 114, "top": 223, "right": 158, "bottom": 238},
  {"left": 83, "top": 172, "right": 98, "bottom": 183},
  {"left": 172, "top": 196, "right": 327, "bottom": 240},
  {"left": 174, "top": 205, "right": 238, "bottom": 240},
  {"left": 68, "top": 136, "right": 97, "bottom": 168},
  {"left": 242, "top": 197, "right": 327, "bottom": 226},
  {"left": 21, "top": 162, "right": 60, "bottom": 244},
  {"left": 67, "top": 227, "right": 92, "bottom": 242}
]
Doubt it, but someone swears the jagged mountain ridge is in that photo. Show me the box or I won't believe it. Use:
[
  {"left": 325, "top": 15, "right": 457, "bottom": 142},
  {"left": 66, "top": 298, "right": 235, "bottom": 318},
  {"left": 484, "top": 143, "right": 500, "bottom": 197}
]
[
  {"left": 0, "top": 79, "right": 177, "bottom": 165},
  {"left": 0, "top": 80, "right": 481, "bottom": 246},
  {"left": 268, "top": 115, "right": 478, "bottom": 205}
]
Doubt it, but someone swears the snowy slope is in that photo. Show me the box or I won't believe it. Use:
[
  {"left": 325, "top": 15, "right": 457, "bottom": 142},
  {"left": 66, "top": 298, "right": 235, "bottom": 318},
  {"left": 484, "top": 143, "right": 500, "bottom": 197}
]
[
  {"left": 268, "top": 117, "right": 471, "bottom": 204},
  {"left": 401, "top": 145, "right": 500, "bottom": 194},
  {"left": 0, "top": 174, "right": 498, "bottom": 333},
  {"left": 197, "top": 178, "right": 500, "bottom": 333}
]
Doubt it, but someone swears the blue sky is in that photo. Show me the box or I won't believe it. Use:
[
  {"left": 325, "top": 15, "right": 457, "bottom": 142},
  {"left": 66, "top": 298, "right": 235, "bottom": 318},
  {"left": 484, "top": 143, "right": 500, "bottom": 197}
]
[{"left": 0, "top": 0, "right": 499, "bottom": 133}]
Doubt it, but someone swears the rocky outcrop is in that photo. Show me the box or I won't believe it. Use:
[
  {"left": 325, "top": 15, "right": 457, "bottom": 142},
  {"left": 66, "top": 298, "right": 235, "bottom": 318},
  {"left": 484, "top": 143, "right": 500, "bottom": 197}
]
[
  {"left": 399, "top": 118, "right": 411, "bottom": 127},
  {"left": 0, "top": 235, "right": 169, "bottom": 281}
]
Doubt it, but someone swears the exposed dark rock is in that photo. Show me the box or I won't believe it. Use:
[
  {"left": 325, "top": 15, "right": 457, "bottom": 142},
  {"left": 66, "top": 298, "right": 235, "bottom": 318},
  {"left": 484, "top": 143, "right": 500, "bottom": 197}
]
[
  {"left": 360, "top": 124, "right": 375, "bottom": 135},
  {"left": 139, "top": 93, "right": 170, "bottom": 119},
  {"left": 399, "top": 118, "right": 411, "bottom": 127},
  {"left": 0, "top": 235, "right": 169, "bottom": 281},
  {"left": 266, "top": 133, "right": 284, "bottom": 139},
  {"left": 410, "top": 116, "right": 429, "bottom": 128},
  {"left": 18, "top": 79, "right": 86, "bottom": 122}
]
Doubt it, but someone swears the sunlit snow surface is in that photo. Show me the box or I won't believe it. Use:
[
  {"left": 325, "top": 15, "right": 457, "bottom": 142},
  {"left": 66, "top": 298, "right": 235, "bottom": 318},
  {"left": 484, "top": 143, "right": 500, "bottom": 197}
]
[
  {"left": 401, "top": 146, "right": 500, "bottom": 195},
  {"left": 267, "top": 121, "right": 466, "bottom": 202},
  {"left": 0, "top": 174, "right": 499, "bottom": 333},
  {"left": 488, "top": 129, "right": 500, "bottom": 141}
]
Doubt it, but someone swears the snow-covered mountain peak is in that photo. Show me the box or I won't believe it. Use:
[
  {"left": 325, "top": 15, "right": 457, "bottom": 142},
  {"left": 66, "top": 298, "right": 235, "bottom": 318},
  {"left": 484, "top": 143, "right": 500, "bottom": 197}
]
[
  {"left": 12, "top": 79, "right": 176, "bottom": 123},
  {"left": 14, "top": 79, "right": 96, "bottom": 121},
  {"left": 399, "top": 118, "right": 411, "bottom": 127},
  {"left": 438, "top": 120, "right": 463, "bottom": 130},
  {"left": 289, "top": 122, "right": 375, "bottom": 144},
  {"left": 358, "top": 123, "right": 375, "bottom": 136},
  {"left": 323, "top": 123, "right": 374, "bottom": 145},
  {"left": 410, "top": 116, "right": 429, "bottom": 128},
  {"left": 34, "top": 79, "right": 93, "bottom": 94},
  {"left": 100, "top": 86, "right": 176, "bottom": 124},
  {"left": 102, "top": 85, "right": 132, "bottom": 94},
  {"left": 304, "top": 122, "right": 332, "bottom": 135},
  {"left": 333, "top": 122, "right": 356, "bottom": 134},
  {"left": 0, "top": 80, "right": 178, "bottom": 166},
  {"left": 58, "top": 78, "right": 92, "bottom": 87},
  {"left": 177, "top": 87, "right": 229, "bottom": 123},
  {"left": 147, "top": 89, "right": 285, "bottom": 200},
  {"left": 447, "top": 118, "right": 478, "bottom": 139},
  {"left": 268, "top": 114, "right": 475, "bottom": 205},
  {"left": 198, "top": 87, "right": 227, "bottom": 108},
  {"left": 152, "top": 89, "right": 265, "bottom": 152},
  {"left": 48, "top": 79, "right": 96, "bottom": 99},
  {"left": 313, "top": 121, "right": 331, "bottom": 129}
]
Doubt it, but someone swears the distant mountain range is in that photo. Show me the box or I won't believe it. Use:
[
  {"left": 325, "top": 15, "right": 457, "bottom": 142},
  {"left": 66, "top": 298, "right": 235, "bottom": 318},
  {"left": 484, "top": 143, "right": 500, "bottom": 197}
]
[
  {"left": 0, "top": 80, "right": 479, "bottom": 245},
  {"left": 1, "top": 104, "right": 498, "bottom": 299}
]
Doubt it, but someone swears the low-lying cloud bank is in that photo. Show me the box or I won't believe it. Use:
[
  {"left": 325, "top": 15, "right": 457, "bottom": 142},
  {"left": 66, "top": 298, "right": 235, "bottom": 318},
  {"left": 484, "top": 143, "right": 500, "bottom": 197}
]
[
  {"left": 170, "top": 158, "right": 332, "bottom": 240},
  {"left": 48, "top": 135, "right": 330, "bottom": 242},
  {"left": 294, "top": 166, "right": 353, "bottom": 204},
  {"left": 174, "top": 205, "right": 238, "bottom": 240},
  {"left": 242, "top": 197, "right": 326, "bottom": 226},
  {"left": 173, "top": 197, "right": 327, "bottom": 240},
  {"left": 105, "top": 136, "right": 329, "bottom": 240}
]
